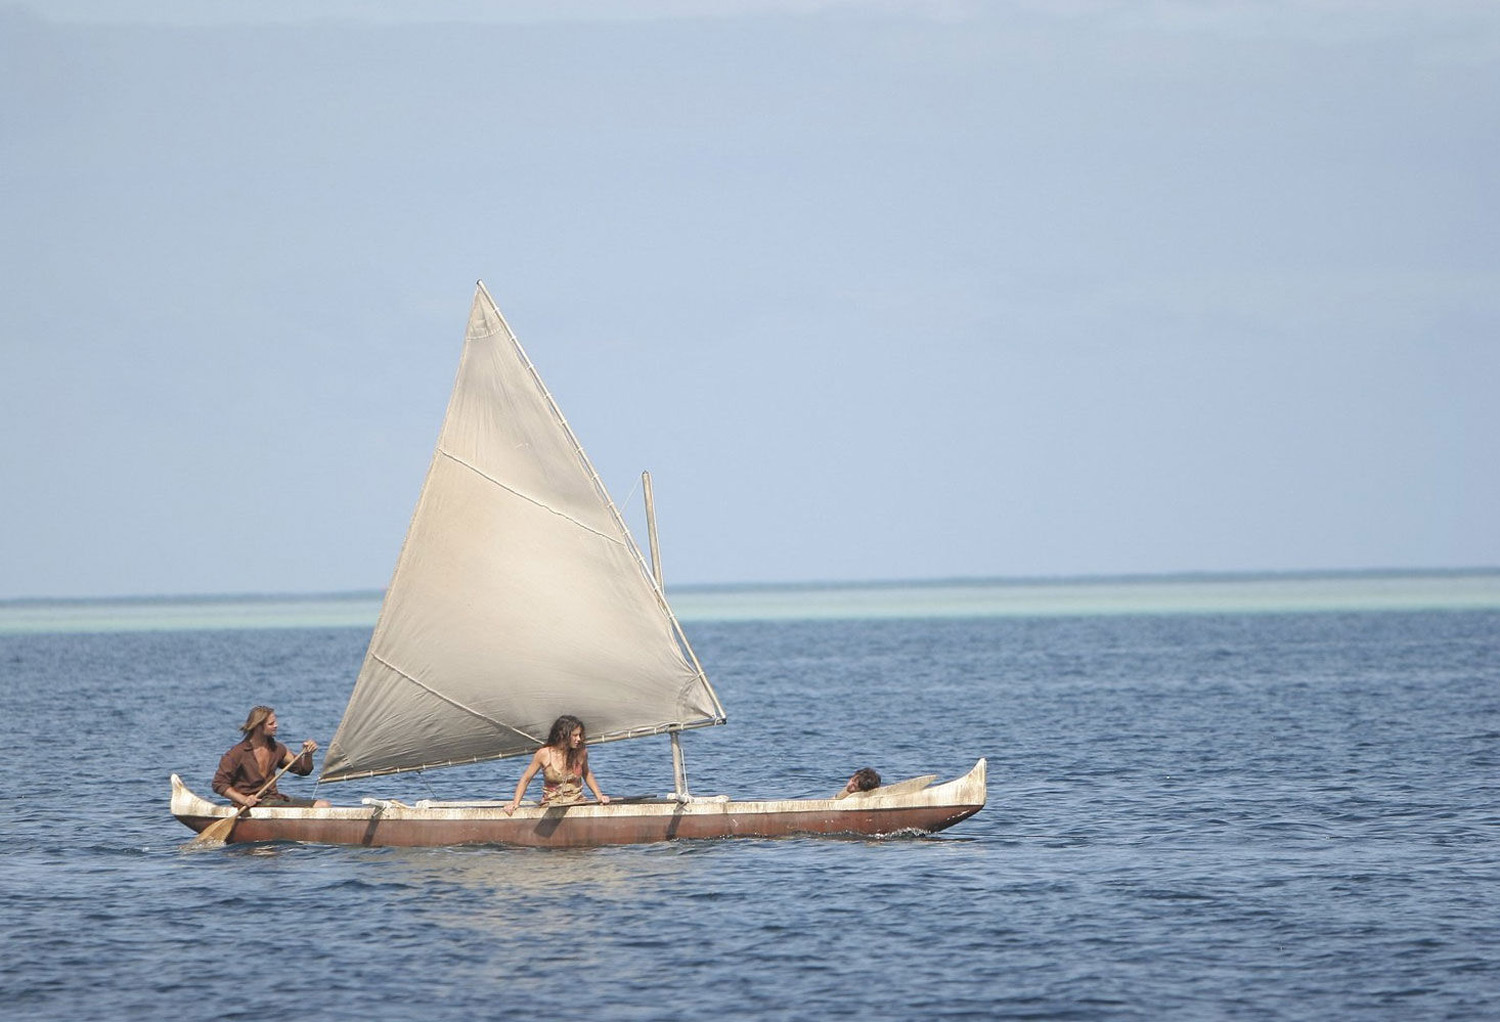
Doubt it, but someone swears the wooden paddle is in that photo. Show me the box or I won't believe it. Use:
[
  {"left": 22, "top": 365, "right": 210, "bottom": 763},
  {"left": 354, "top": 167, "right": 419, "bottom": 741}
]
[{"left": 187, "top": 754, "right": 306, "bottom": 848}]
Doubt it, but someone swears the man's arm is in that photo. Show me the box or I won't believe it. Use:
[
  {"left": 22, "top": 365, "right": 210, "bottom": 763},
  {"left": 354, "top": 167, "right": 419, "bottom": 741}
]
[{"left": 282, "top": 739, "right": 319, "bottom": 776}]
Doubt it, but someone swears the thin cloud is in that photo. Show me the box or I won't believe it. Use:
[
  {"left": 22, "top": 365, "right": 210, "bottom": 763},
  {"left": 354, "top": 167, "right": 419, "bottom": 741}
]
[
  {"left": 8, "top": 0, "right": 982, "bottom": 27},
  {"left": 14, "top": 0, "right": 1500, "bottom": 37}
]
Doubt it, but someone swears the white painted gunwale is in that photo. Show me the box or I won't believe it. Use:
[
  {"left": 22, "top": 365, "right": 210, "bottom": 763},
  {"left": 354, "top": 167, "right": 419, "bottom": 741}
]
[{"left": 171, "top": 758, "right": 987, "bottom": 828}]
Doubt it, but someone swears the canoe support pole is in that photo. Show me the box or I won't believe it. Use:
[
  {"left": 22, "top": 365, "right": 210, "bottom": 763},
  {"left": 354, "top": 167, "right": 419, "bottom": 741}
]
[
  {"left": 645, "top": 470, "right": 692, "bottom": 803},
  {"left": 670, "top": 730, "right": 691, "bottom": 802}
]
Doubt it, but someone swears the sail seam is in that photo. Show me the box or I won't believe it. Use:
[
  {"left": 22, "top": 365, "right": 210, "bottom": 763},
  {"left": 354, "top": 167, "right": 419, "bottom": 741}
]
[
  {"left": 371, "top": 652, "right": 546, "bottom": 746},
  {"left": 436, "top": 446, "right": 626, "bottom": 546}
]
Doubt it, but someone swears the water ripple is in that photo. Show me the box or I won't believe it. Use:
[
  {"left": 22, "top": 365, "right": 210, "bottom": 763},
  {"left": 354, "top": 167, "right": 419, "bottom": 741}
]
[{"left": 2, "top": 612, "right": 1499, "bottom": 1019}]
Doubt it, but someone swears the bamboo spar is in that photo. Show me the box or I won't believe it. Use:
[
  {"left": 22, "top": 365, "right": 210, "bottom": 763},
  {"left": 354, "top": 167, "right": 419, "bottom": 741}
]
[
  {"left": 643, "top": 471, "right": 662, "bottom": 591},
  {"left": 643, "top": 471, "right": 691, "bottom": 802}
]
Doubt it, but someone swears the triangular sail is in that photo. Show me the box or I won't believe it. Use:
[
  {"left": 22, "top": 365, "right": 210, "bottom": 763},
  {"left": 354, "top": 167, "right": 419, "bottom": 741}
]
[{"left": 321, "top": 283, "right": 724, "bottom": 783}]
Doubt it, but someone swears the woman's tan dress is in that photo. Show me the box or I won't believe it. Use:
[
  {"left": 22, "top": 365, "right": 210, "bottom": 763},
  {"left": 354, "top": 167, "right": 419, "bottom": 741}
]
[{"left": 541, "top": 758, "right": 584, "bottom": 805}]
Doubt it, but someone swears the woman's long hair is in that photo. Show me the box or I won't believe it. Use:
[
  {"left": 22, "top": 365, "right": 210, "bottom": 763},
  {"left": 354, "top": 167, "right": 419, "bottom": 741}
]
[{"left": 546, "top": 715, "right": 587, "bottom": 773}]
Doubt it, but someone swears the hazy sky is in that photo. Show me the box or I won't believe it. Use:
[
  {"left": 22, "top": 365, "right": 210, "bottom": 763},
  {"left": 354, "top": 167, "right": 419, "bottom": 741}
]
[{"left": 2, "top": 1, "right": 1496, "bottom": 599}]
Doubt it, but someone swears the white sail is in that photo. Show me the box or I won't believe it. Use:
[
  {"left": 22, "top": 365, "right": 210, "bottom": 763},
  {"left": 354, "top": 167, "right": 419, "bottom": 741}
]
[{"left": 321, "top": 284, "right": 724, "bottom": 783}]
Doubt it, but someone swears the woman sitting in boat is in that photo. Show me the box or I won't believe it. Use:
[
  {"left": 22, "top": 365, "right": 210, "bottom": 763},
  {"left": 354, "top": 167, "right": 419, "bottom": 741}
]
[
  {"left": 503, "top": 714, "right": 611, "bottom": 813},
  {"left": 212, "top": 705, "right": 330, "bottom": 808}
]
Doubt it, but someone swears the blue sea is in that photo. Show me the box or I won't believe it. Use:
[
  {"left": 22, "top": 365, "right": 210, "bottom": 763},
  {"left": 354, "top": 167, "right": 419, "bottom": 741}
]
[{"left": 2, "top": 574, "right": 1497, "bottom": 1020}]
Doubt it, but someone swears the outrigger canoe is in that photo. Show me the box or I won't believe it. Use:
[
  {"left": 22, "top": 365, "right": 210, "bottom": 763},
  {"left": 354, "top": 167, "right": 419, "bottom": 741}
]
[{"left": 172, "top": 761, "right": 986, "bottom": 847}]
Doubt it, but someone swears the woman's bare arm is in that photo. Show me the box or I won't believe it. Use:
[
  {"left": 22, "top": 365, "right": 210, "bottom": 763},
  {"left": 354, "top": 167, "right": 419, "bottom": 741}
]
[{"left": 503, "top": 750, "right": 545, "bottom": 814}]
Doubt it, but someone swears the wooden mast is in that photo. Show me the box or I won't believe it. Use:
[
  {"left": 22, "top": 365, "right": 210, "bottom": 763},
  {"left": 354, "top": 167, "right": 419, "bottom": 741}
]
[{"left": 643, "top": 471, "right": 691, "bottom": 802}]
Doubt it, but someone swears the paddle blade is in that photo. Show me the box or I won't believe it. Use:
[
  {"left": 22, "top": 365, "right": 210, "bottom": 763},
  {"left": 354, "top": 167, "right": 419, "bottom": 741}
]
[{"left": 187, "top": 811, "right": 241, "bottom": 848}]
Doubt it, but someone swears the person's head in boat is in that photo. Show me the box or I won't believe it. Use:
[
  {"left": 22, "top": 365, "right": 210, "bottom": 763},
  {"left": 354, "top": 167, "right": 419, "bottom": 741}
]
[
  {"left": 503, "top": 713, "right": 610, "bottom": 813},
  {"left": 546, "top": 714, "right": 587, "bottom": 770},
  {"left": 240, "top": 705, "right": 276, "bottom": 739},
  {"left": 214, "top": 705, "right": 330, "bottom": 808},
  {"left": 836, "top": 766, "right": 881, "bottom": 799}
]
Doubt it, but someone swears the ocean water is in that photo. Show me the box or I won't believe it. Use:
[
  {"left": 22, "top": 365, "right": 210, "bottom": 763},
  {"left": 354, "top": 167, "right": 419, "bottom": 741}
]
[{"left": 1, "top": 583, "right": 1497, "bottom": 1020}]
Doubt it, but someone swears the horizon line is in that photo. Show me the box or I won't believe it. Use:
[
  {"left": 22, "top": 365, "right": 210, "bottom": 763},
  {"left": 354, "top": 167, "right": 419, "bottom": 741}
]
[{"left": 3, "top": 565, "right": 1498, "bottom": 607}]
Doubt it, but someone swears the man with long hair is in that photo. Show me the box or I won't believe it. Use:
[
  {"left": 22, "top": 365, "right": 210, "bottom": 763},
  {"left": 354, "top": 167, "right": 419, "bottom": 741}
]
[{"left": 212, "top": 705, "right": 329, "bottom": 808}]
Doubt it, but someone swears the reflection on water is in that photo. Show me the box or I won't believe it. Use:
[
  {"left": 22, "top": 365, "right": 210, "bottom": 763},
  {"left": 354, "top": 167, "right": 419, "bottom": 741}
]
[{"left": 368, "top": 844, "right": 666, "bottom": 900}]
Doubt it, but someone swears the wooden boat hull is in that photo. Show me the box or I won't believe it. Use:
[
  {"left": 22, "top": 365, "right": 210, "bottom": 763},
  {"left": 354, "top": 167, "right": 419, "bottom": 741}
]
[{"left": 171, "top": 759, "right": 986, "bottom": 848}]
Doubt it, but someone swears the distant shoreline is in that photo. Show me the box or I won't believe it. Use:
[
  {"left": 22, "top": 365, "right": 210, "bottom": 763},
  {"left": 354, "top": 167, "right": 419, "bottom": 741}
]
[
  {"left": 4, "top": 566, "right": 1497, "bottom": 607},
  {"left": 2, "top": 568, "right": 1497, "bottom": 635}
]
